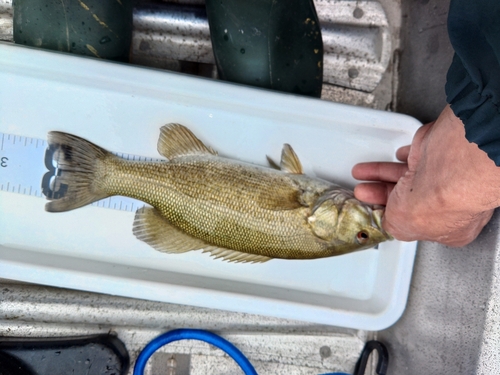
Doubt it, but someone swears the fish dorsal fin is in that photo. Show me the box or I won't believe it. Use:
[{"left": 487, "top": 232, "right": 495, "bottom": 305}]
[
  {"left": 158, "top": 123, "right": 218, "bottom": 160},
  {"left": 133, "top": 207, "right": 271, "bottom": 263},
  {"left": 280, "top": 144, "right": 303, "bottom": 174},
  {"left": 203, "top": 248, "right": 272, "bottom": 263},
  {"left": 266, "top": 155, "right": 281, "bottom": 170}
]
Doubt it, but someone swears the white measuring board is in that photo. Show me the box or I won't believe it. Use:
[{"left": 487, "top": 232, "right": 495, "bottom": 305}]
[
  {"left": 0, "top": 132, "right": 160, "bottom": 212},
  {"left": 0, "top": 42, "right": 420, "bottom": 330}
]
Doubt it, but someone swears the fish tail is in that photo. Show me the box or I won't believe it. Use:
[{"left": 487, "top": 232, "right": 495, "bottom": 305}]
[{"left": 45, "top": 131, "right": 112, "bottom": 212}]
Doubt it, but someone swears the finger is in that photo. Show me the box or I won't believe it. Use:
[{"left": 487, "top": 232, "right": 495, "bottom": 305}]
[
  {"left": 396, "top": 146, "right": 411, "bottom": 162},
  {"left": 414, "top": 122, "right": 434, "bottom": 142},
  {"left": 388, "top": 120, "right": 436, "bottom": 166},
  {"left": 352, "top": 162, "right": 409, "bottom": 183},
  {"left": 407, "top": 123, "right": 434, "bottom": 157},
  {"left": 353, "top": 182, "right": 396, "bottom": 205}
]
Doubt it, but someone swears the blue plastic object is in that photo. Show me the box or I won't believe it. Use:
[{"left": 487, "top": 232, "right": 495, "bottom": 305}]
[
  {"left": 134, "top": 328, "right": 387, "bottom": 375},
  {"left": 133, "top": 329, "right": 258, "bottom": 375}
]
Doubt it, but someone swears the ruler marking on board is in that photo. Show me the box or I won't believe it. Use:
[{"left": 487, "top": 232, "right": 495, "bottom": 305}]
[{"left": 0, "top": 131, "right": 157, "bottom": 213}]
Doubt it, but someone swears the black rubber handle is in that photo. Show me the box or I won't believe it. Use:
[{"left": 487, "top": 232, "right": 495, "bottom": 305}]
[{"left": 0, "top": 334, "right": 129, "bottom": 375}]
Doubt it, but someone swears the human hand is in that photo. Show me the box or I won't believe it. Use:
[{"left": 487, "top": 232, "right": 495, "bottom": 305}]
[{"left": 352, "top": 105, "right": 500, "bottom": 247}]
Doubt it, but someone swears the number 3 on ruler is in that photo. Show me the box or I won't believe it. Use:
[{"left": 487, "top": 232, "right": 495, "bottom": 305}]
[{"left": 1, "top": 156, "right": 7, "bottom": 167}]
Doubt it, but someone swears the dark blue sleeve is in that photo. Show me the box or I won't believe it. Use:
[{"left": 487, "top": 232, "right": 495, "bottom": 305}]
[{"left": 445, "top": 0, "right": 500, "bottom": 166}]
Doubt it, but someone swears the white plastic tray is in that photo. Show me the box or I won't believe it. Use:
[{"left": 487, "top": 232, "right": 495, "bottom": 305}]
[{"left": 0, "top": 42, "right": 419, "bottom": 330}]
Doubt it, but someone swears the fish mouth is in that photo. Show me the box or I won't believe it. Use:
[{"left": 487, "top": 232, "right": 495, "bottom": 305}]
[{"left": 371, "top": 207, "right": 394, "bottom": 241}]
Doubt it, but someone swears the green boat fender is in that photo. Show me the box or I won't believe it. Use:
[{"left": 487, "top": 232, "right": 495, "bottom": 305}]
[
  {"left": 205, "top": 0, "right": 324, "bottom": 97},
  {"left": 13, "top": 0, "right": 133, "bottom": 62}
]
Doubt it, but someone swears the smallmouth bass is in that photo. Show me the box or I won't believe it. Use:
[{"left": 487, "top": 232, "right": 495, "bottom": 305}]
[{"left": 45, "top": 124, "right": 391, "bottom": 263}]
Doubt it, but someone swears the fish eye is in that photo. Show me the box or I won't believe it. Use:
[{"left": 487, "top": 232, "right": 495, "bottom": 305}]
[{"left": 356, "top": 231, "right": 369, "bottom": 244}]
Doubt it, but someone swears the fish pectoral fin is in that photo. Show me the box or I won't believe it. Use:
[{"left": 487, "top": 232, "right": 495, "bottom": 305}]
[
  {"left": 158, "top": 123, "right": 218, "bottom": 160},
  {"left": 280, "top": 144, "right": 303, "bottom": 174},
  {"left": 133, "top": 206, "right": 211, "bottom": 253},
  {"left": 203, "top": 248, "right": 272, "bottom": 263},
  {"left": 257, "top": 189, "right": 304, "bottom": 210},
  {"left": 308, "top": 200, "right": 339, "bottom": 241}
]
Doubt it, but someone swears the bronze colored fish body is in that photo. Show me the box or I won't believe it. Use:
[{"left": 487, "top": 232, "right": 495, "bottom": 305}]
[{"left": 45, "top": 124, "right": 391, "bottom": 262}]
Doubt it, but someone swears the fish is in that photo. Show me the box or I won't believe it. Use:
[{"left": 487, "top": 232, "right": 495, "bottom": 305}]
[{"left": 44, "top": 124, "right": 392, "bottom": 263}]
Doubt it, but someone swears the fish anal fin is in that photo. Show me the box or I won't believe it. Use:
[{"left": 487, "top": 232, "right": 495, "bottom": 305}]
[
  {"left": 202, "top": 248, "right": 271, "bottom": 263},
  {"left": 280, "top": 144, "right": 303, "bottom": 174},
  {"left": 133, "top": 206, "right": 211, "bottom": 253},
  {"left": 158, "top": 123, "right": 218, "bottom": 160}
]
